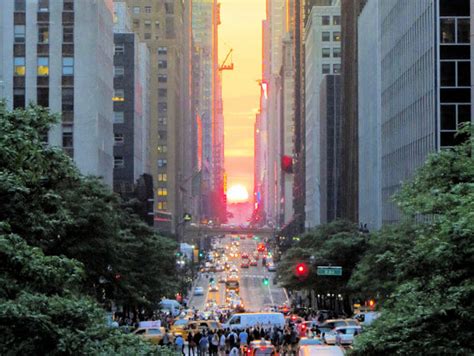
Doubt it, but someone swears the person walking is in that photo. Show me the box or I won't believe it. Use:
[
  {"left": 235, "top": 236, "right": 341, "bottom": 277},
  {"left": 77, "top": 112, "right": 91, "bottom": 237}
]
[
  {"left": 199, "top": 332, "right": 209, "bottom": 356},
  {"left": 218, "top": 330, "right": 226, "bottom": 356},
  {"left": 188, "top": 331, "right": 197, "bottom": 356},
  {"left": 175, "top": 334, "right": 184, "bottom": 355},
  {"left": 210, "top": 331, "right": 219, "bottom": 356}
]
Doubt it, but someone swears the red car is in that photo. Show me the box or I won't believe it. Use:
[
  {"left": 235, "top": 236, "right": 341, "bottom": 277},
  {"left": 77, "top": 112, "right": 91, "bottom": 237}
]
[
  {"left": 250, "top": 260, "right": 258, "bottom": 266},
  {"left": 241, "top": 253, "right": 249, "bottom": 259},
  {"left": 241, "top": 262, "right": 249, "bottom": 268}
]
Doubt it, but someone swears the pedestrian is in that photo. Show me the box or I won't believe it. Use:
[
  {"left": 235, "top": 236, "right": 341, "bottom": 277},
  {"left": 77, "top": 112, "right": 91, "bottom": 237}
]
[
  {"left": 175, "top": 334, "right": 184, "bottom": 355},
  {"left": 210, "top": 331, "right": 219, "bottom": 356},
  {"left": 199, "top": 332, "right": 209, "bottom": 356},
  {"left": 228, "top": 329, "right": 238, "bottom": 350},
  {"left": 194, "top": 330, "right": 202, "bottom": 355},
  {"left": 218, "top": 330, "right": 226, "bottom": 356},
  {"left": 162, "top": 329, "right": 171, "bottom": 347},
  {"left": 229, "top": 345, "right": 239, "bottom": 356},
  {"left": 239, "top": 328, "right": 248, "bottom": 347},
  {"left": 188, "top": 331, "right": 197, "bottom": 356}
]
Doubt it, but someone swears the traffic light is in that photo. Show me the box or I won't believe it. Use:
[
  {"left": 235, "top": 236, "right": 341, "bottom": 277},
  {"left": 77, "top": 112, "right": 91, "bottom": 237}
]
[
  {"left": 176, "top": 251, "right": 182, "bottom": 257},
  {"left": 295, "top": 262, "right": 309, "bottom": 278},
  {"left": 368, "top": 299, "right": 376, "bottom": 310},
  {"left": 262, "top": 277, "right": 269, "bottom": 286},
  {"left": 198, "top": 250, "right": 204, "bottom": 259}
]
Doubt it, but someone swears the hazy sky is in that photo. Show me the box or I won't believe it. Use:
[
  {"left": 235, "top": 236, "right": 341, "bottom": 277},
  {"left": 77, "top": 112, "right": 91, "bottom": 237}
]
[{"left": 219, "top": 0, "right": 266, "bottom": 200}]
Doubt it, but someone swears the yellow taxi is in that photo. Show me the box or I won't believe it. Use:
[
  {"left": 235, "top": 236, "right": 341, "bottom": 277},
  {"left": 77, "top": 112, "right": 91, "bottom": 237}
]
[
  {"left": 174, "top": 320, "right": 222, "bottom": 339},
  {"left": 132, "top": 326, "right": 166, "bottom": 344}
]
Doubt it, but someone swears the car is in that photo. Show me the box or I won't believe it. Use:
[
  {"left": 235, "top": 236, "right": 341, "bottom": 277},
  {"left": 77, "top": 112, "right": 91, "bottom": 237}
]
[
  {"left": 132, "top": 327, "right": 166, "bottom": 344},
  {"left": 267, "top": 263, "right": 276, "bottom": 272},
  {"left": 322, "top": 325, "right": 362, "bottom": 345},
  {"left": 194, "top": 287, "right": 204, "bottom": 296},
  {"left": 179, "top": 320, "right": 222, "bottom": 339},
  {"left": 222, "top": 312, "right": 285, "bottom": 330},
  {"left": 241, "top": 262, "right": 250, "bottom": 268},
  {"left": 250, "top": 260, "right": 258, "bottom": 266},
  {"left": 297, "top": 345, "right": 345, "bottom": 356},
  {"left": 219, "top": 275, "right": 227, "bottom": 283},
  {"left": 353, "top": 311, "right": 380, "bottom": 326},
  {"left": 209, "top": 284, "right": 218, "bottom": 292},
  {"left": 243, "top": 339, "right": 277, "bottom": 355},
  {"left": 320, "top": 318, "right": 359, "bottom": 329},
  {"left": 170, "top": 319, "right": 190, "bottom": 336},
  {"left": 297, "top": 337, "right": 324, "bottom": 348},
  {"left": 241, "top": 252, "right": 249, "bottom": 259}
]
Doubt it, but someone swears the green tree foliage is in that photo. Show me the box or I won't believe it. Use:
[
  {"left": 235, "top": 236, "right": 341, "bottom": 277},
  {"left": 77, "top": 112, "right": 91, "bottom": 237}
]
[
  {"left": 351, "top": 132, "right": 474, "bottom": 354},
  {"left": 0, "top": 103, "right": 179, "bottom": 311},
  {"left": 0, "top": 232, "right": 165, "bottom": 355},
  {"left": 277, "top": 220, "right": 367, "bottom": 301}
]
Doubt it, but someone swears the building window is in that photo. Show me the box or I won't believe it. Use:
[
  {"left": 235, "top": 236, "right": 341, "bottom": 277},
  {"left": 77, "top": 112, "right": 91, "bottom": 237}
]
[
  {"left": 62, "top": 131, "right": 73, "bottom": 148},
  {"left": 322, "top": 16, "right": 330, "bottom": 25},
  {"left": 14, "top": 57, "right": 26, "bottom": 76},
  {"left": 333, "top": 64, "right": 341, "bottom": 74},
  {"left": 157, "top": 201, "right": 167, "bottom": 210},
  {"left": 13, "top": 88, "right": 25, "bottom": 109},
  {"left": 158, "top": 102, "right": 168, "bottom": 114},
  {"left": 333, "top": 31, "right": 341, "bottom": 42},
  {"left": 440, "top": 18, "right": 456, "bottom": 43},
  {"left": 155, "top": 21, "right": 160, "bottom": 29},
  {"left": 145, "top": 6, "right": 152, "bottom": 13},
  {"left": 157, "top": 187, "right": 168, "bottom": 196},
  {"left": 158, "top": 60, "right": 167, "bottom": 69},
  {"left": 158, "top": 117, "right": 167, "bottom": 125},
  {"left": 333, "top": 47, "right": 341, "bottom": 58},
  {"left": 144, "top": 33, "right": 152, "bottom": 40},
  {"left": 158, "top": 130, "right": 167, "bottom": 140},
  {"left": 113, "top": 111, "right": 124, "bottom": 124},
  {"left": 37, "top": 57, "right": 49, "bottom": 76},
  {"left": 144, "top": 20, "right": 151, "bottom": 29},
  {"left": 37, "top": 88, "right": 49, "bottom": 107},
  {"left": 158, "top": 74, "right": 167, "bottom": 83},
  {"left": 133, "top": 6, "right": 140, "bottom": 14},
  {"left": 457, "top": 61, "right": 471, "bottom": 86},
  {"left": 322, "top": 64, "right": 330, "bottom": 74},
  {"left": 62, "top": 57, "right": 74, "bottom": 75},
  {"left": 114, "top": 133, "right": 124, "bottom": 145},
  {"left": 63, "top": 0, "right": 74, "bottom": 11},
  {"left": 113, "top": 89, "right": 125, "bottom": 102},
  {"left": 457, "top": 18, "right": 470, "bottom": 43},
  {"left": 158, "top": 89, "right": 167, "bottom": 98},
  {"left": 114, "top": 156, "right": 124, "bottom": 168},
  {"left": 333, "top": 16, "right": 341, "bottom": 25},
  {"left": 441, "top": 61, "right": 456, "bottom": 86},
  {"left": 158, "top": 159, "right": 167, "bottom": 168},
  {"left": 14, "top": 25, "right": 25, "bottom": 43},
  {"left": 38, "top": 0, "right": 49, "bottom": 12},
  {"left": 38, "top": 26, "right": 49, "bottom": 44},
  {"left": 322, "top": 32, "right": 330, "bottom": 42},
  {"left": 158, "top": 47, "right": 168, "bottom": 55},
  {"left": 114, "top": 44, "right": 125, "bottom": 55},
  {"left": 322, "top": 48, "right": 330, "bottom": 58},
  {"left": 15, "top": 0, "right": 26, "bottom": 12},
  {"left": 157, "top": 145, "right": 168, "bottom": 153},
  {"left": 62, "top": 88, "right": 74, "bottom": 112},
  {"left": 165, "top": 2, "right": 174, "bottom": 14},
  {"left": 114, "top": 66, "right": 125, "bottom": 77},
  {"left": 63, "top": 26, "right": 74, "bottom": 43},
  {"left": 158, "top": 173, "right": 168, "bottom": 182}
]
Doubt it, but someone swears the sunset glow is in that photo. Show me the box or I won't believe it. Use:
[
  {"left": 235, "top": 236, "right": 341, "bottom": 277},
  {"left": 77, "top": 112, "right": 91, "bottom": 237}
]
[
  {"left": 227, "top": 184, "right": 250, "bottom": 203},
  {"left": 219, "top": 0, "right": 266, "bottom": 197}
]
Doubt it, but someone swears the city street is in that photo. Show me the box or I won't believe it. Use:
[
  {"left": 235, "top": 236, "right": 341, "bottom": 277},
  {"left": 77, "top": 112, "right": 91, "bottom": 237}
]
[{"left": 189, "top": 235, "right": 289, "bottom": 312}]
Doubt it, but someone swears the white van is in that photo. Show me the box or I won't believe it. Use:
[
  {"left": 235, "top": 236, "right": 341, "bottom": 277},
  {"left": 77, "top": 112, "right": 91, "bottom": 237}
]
[{"left": 222, "top": 312, "right": 285, "bottom": 330}]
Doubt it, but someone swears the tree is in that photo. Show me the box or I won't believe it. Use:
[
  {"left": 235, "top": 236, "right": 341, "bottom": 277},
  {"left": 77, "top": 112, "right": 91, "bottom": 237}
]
[
  {"left": 0, "top": 232, "right": 165, "bottom": 355},
  {"left": 351, "top": 130, "right": 474, "bottom": 355}
]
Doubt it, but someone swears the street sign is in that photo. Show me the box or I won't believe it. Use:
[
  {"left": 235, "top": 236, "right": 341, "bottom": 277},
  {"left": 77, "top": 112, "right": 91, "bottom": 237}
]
[
  {"left": 183, "top": 213, "right": 192, "bottom": 222},
  {"left": 317, "top": 266, "right": 342, "bottom": 276}
]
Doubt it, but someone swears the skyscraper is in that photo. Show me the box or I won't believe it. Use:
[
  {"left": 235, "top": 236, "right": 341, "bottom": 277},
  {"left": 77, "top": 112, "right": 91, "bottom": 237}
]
[{"left": 0, "top": 0, "right": 115, "bottom": 186}]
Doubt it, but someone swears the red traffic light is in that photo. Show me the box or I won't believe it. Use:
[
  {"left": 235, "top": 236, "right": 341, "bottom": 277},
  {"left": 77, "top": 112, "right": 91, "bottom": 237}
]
[
  {"left": 368, "top": 299, "right": 376, "bottom": 309},
  {"left": 295, "top": 263, "right": 309, "bottom": 278}
]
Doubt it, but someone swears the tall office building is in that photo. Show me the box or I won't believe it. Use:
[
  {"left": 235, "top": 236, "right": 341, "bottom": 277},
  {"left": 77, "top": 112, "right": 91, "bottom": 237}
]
[
  {"left": 124, "top": 0, "right": 190, "bottom": 232},
  {"left": 0, "top": 0, "right": 115, "bottom": 186},
  {"left": 358, "top": 0, "right": 472, "bottom": 227},
  {"left": 112, "top": 2, "right": 151, "bottom": 195},
  {"left": 304, "top": 3, "right": 341, "bottom": 228}
]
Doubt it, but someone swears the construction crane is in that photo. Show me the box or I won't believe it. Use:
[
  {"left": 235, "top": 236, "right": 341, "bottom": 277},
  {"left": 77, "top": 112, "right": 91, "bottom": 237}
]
[{"left": 219, "top": 48, "right": 234, "bottom": 71}]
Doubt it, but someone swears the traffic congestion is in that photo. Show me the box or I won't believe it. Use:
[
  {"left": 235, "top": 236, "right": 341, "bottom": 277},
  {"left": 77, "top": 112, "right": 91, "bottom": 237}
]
[{"left": 122, "top": 234, "right": 379, "bottom": 355}]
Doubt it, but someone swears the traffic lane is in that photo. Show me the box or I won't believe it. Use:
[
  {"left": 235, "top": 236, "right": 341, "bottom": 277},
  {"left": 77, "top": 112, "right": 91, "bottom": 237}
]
[{"left": 188, "top": 273, "right": 210, "bottom": 310}]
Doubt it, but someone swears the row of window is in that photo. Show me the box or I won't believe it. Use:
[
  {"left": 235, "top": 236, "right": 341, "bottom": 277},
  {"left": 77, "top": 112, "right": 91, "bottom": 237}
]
[
  {"left": 14, "top": 57, "right": 74, "bottom": 76},
  {"left": 157, "top": 187, "right": 168, "bottom": 196},
  {"left": 321, "top": 15, "right": 340, "bottom": 26},
  {"left": 156, "top": 201, "right": 168, "bottom": 211},
  {"left": 12, "top": 86, "right": 73, "bottom": 112},
  {"left": 131, "top": 3, "right": 173, "bottom": 15},
  {"left": 14, "top": 25, "right": 73, "bottom": 44},
  {"left": 322, "top": 63, "right": 341, "bottom": 75},
  {"left": 322, "top": 47, "right": 341, "bottom": 58},
  {"left": 14, "top": 0, "right": 74, "bottom": 12},
  {"left": 322, "top": 31, "right": 341, "bottom": 42}
]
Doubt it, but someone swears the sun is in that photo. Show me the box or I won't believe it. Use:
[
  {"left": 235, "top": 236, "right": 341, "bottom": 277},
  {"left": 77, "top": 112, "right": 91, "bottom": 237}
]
[{"left": 227, "top": 184, "right": 249, "bottom": 203}]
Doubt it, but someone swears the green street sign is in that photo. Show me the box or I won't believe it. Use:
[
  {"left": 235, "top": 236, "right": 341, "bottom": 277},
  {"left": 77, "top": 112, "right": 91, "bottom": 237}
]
[
  {"left": 317, "top": 266, "right": 342, "bottom": 276},
  {"left": 183, "top": 213, "right": 192, "bottom": 222}
]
